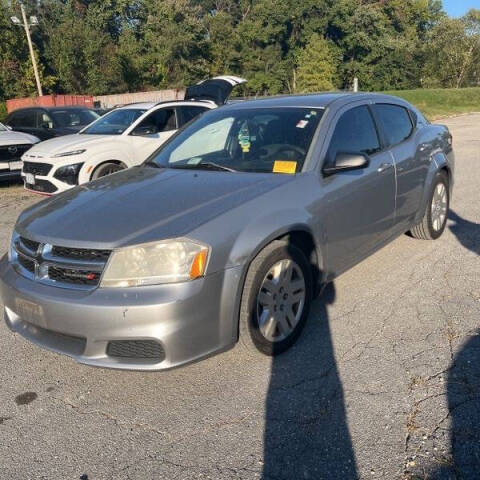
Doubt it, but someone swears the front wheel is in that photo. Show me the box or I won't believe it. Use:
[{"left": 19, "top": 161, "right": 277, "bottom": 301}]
[
  {"left": 410, "top": 170, "right": 449, "bottom": 240},
  {"left": 91, "top": 162, "right": 125, "bottom": 180},
  {"left": 239, "top": 240, "right": 313, "bottom": 356}
]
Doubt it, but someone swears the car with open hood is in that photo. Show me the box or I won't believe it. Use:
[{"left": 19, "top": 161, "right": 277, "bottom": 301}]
[
  {"left": 0, "top": 122, "right": 39, "bottom": 181},
  {"left": 20, "top": 76, "right": 246, "bottom": 195},
  {"left": 0, "top": 92, "right": 454, "bottom": 371}
]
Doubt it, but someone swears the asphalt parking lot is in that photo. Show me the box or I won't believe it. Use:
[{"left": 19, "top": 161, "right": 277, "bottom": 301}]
[{"left": 0, "top": 114, "right": 479, "bottom": 480}]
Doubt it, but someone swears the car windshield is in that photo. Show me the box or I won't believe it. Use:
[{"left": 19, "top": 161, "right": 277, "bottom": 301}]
[
  {"left": 0, "top": 123, "right": 7, "bottom": 132},
  {"left": 81, "top": 109, "right": 147, "bottom": 135},
  {"left": 146, "top": 107, "right": 323, "bottom": 174},
  {"left": 50, "top": 109, "right": 99, "bottom": 128}
]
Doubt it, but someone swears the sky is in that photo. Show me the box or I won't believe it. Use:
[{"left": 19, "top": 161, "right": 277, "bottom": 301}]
[{"left": 443, "top": 0, "right": 480, "bottom": 17}]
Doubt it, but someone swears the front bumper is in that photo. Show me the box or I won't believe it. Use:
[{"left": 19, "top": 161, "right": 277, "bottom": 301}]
[{"left": 0, "top": 256, "right": 242, "bottom": 370}]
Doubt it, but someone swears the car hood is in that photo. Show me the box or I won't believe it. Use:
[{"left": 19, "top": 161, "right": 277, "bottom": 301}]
[
  {"left": 0, "top": 130, "right": 39, "bottom": 145},
  {"left": 26, "top": 134, "right": 111, "bottom": 156},
  {"left": 16, "top": 167, "right": 293, "bottom": 248}
]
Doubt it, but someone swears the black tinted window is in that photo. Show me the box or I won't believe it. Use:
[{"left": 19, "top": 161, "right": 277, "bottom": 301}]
[
  {"left": 50, "top": 109, "right": 98, "bottom": 127},
  {"left": 8, "top": 110, "right": 36, "bottom": 128},
  {"left": 327, "top": 106, "right": 380, "bottom": 162},
  {"left": 372, "top": 104, "right": 413, "bottom": 146},
  {"left": 6, "top": 113, "right": 20, "bottom": 127},
  {"left": 178, "top": 106, "right": 208, "bottom": 126}
]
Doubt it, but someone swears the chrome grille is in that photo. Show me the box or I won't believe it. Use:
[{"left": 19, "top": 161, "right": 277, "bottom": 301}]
[{"left": 12, "top": 234, "right": 111, "bottom": 290}]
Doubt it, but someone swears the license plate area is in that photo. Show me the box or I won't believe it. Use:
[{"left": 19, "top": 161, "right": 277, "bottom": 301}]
[
  {"left": 9, "top": 160, "right": 22, "bottom": 170},
  {"left": 25, "top": 173, "right": 35, "bottom": 184}
]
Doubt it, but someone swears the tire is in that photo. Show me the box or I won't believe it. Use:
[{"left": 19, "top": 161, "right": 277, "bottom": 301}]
[
  {"left": 238, "top": 240, "right": 313, "bottom": 356},
  {"left": 91, "top": 162, "right": 125, "bottom": 180},
  {"left": 410, "top": 171, "right": 449, "bottom": 240}
]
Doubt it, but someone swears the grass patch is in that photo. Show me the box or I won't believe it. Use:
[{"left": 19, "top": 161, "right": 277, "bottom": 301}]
[{"left": 384, "top": 87, "right": 480, "bottom": 121}]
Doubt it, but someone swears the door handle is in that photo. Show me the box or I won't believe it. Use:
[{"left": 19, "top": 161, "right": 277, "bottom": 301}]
[{"left": 377, "top": 162, "right": 393, "bottom": 173}]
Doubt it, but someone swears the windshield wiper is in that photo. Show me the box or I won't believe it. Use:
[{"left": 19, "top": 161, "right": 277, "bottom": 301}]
[{"left": 175, "top": 162, "right": 237, "bottom": 173}]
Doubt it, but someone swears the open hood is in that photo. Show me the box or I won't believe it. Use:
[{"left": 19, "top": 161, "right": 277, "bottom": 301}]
[{"left": 184, "top": 76, "right": 246, "bottom": 105}]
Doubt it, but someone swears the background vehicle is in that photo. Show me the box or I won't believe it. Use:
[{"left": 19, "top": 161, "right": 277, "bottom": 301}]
[
  {"left": 4, "top": 106, "right": 99, "bottom": 141},
  {"left": 0, "top": 93, "right": 454, "bottom": 371},
  {"left": 19, "top": 76, "right": 246, "bottom": 195},
  {"left": 0, "top": 123, "right": 39, "bottom": 181}
]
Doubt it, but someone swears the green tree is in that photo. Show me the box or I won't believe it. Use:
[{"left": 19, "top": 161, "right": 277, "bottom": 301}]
[
  {"left": 422, "top": 11, "right": 480, "bottom": 88},
  {"left": 296, "top": 33, "right": 338, "bottom": 92}
]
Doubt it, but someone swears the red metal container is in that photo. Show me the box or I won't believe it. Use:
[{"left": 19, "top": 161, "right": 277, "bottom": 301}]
[{"left": 6, "top": 94, "right": 94, "bottom": 113}]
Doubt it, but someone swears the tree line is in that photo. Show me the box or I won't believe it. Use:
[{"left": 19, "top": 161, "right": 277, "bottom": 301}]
[{"left": 1, "top": 0, "right": 479, "bottom": 105}]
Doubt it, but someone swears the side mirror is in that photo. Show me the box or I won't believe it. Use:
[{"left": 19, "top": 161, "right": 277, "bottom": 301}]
[
  {"left": 323, "top": 152, "right": 370, "bottom": 176},
  {"left": 131, "top": 125, "right": 158, "bottom": 136},
  {"left": 40, "top": 122, "right": 51, "bottom": 129}
]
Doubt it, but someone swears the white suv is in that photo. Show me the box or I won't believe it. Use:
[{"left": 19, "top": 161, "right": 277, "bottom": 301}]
[{"left": 21, "top": 76, "right": 246, "bottom": 194}]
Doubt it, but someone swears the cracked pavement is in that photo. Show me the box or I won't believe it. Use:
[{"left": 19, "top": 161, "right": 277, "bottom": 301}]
[{"left": 0, "top": 114, "right": 479, "bottom": 479}]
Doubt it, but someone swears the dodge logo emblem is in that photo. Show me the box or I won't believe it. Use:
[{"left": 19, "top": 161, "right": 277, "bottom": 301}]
[{"left": 8, "top": 146, "right": 18, "bottom": 154}]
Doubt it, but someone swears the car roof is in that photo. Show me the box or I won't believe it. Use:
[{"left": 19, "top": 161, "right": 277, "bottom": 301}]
[
  {"left": 116, "top": 100, "right": 216, "bottom": 111},
  {"left": 9, "top": 106, "right": 95, "bottom": 113},
  {"left": 220, "top": 92, "right": 408, "bottom": 110}
]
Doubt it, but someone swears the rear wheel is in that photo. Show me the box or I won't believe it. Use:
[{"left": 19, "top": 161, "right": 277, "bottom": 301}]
[
  {"left": 91, "top": 162, "right": 125, "bottom": 180},
  {"left": 239, "top": 240, "right": 312, "bottom": 355},
  {"left": 410, "top": 171, "right": 449, "bottom": 240}
]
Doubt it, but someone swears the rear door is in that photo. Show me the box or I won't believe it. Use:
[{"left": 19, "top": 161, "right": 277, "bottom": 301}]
[
  {"left": 371, "top": 103, "right": 427, "bottom": 229},
  {"left": 321, "top": 104, "right": 396, "bottom": 276},
  {"left": 128, "top": 107, "right": 178, "bottom": 162},
  {"left": 184, "top": 76, "right": 246, "bottom": 105}
]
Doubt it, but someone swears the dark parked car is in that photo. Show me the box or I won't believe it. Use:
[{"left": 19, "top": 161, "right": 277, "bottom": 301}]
[
  {"left": 4, "top": 107, "right": 99, "bottom": 141},
  {"left": 0, "top": 93, "right": 454, "bottom": 371}
]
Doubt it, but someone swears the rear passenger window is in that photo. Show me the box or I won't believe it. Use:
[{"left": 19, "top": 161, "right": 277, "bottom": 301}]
[
  {"left": 8, "top": 111, "right": 35, "bottom": 128},
  {"left": 371, "top": 104, "right": 413, "bottom": 146},
  {"left": 327, "top": 106, "right": 380, "bottom": 163},
  {"left": 6, "top": 113, "right": 19, "bottom": 127}
]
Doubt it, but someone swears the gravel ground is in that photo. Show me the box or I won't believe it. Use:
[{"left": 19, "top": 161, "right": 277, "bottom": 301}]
[{"left": 0, "top": 115, "right": 479, "bottom": 480}]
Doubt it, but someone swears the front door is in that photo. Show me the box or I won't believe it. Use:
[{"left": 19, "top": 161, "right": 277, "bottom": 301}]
[
  {"left": 129, "top": 108, "right": 178, "bottom": 162},
  {"left": 321, "top": 104, "right": 396, "bottom": 277}
]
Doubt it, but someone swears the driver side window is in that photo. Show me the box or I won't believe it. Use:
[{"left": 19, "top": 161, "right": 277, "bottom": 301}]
[
  {"left": 137, "top": 109, "right": 177, "bottom": 133},
  {"left": 327, "top": 106, "right": 380, "bottom": 164}
]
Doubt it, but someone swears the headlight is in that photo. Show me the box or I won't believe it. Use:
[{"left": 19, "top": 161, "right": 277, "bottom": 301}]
[
  {"left": 53, "top": 149, "right": 86, "bottom": 158},
  {"left": 53, "top": 162, "right": 84, "bottom": 185},
  {"left": 100, "top": 239, "right": 210, "bottom": 288}
]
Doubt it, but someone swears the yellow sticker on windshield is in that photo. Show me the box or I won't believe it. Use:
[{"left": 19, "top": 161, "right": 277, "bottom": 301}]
[{"left": 273, "top": 161, "right": 297, "bottom": 174}]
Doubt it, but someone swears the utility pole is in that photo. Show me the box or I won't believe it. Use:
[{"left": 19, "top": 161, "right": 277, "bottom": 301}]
[
  {"left": 11, "top": 4, "right": 43, "bottom": 96},
  {"left": 353, "top": 77, "right": 359, "bottom": 93}
]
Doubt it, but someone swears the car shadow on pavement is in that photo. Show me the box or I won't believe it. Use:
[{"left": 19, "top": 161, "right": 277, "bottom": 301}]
[
  {"left": 431, "top": 332, "right": 480, "bottom": 479},
  {"left": 262, "top": 282, "right": 358, "bottom": 479},
  {"left": 448, "top": 210, "right": 480, "bottom": 256}
]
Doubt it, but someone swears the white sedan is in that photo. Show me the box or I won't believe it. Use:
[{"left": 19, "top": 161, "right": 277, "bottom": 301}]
[
  {"left": 20, "top": 76, "right": 246, "bottom": 195},
  {"left": 0, "top": 123, "right": 39, "bottom": 181}
]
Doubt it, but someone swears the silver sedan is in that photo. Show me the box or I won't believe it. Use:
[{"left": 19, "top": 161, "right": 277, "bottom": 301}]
[{"left": 0, "top": 93, "right": 454, "bottom": 370}]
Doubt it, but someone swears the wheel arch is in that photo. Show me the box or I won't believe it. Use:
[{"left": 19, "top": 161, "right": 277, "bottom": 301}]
[
  {"left": 414, "top": 153, "right": 452, "bottom": 225},
  {"left": 231, "top": 225, "right": 325, "bottom": 342},
  {"left": 90, "top": 159, "right": 128, "bottom": 180}
]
